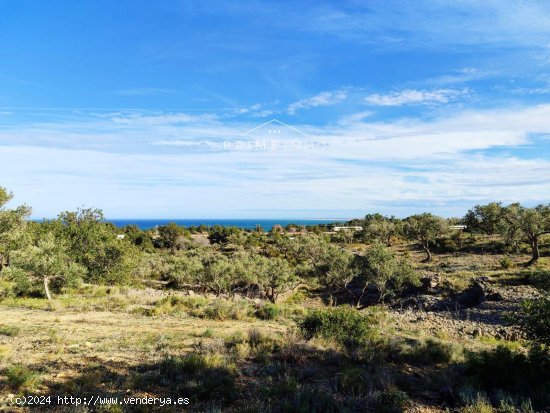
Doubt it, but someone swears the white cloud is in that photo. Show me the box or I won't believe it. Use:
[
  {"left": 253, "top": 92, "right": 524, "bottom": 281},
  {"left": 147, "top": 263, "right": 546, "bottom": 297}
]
[
  {"left": 287, "top": 90, "right": 347, "bottom": 114},
  {"left": 2, "top": 103, "right": 550, "bottom": 218},
  {"left": 364, "top": 88, "right": 470, "bottom": 106}
]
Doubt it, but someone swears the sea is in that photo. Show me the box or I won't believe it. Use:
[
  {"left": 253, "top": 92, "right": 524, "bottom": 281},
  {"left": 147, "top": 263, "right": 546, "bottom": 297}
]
[{"left": 108, "top": 219, "right": 342, "bottom": 231}]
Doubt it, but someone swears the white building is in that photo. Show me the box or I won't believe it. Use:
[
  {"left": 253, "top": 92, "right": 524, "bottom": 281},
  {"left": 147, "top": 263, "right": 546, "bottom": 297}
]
[{"left": 332, "top": 226, "right": 363, "bottom": 232}]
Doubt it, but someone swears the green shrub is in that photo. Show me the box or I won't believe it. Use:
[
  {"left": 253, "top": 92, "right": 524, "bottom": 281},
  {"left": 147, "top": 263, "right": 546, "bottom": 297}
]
[
  {"left": 458, "top": 387, "right": 535, "bottom": 413},
  {"left": 373, "top": 390, "right": 410, "bottom": 413},
  {"left": 161, "top": 354, "right": 208, "bottom": 377},
  {"left": 463, "top": 346, "right": 550, "bottom": 410},
  {"left": 283, "top": 290, "right": 308, "bottom": 305},
  {"left": 497, "top": 398, "right": 535, "bottom": 413},
  {"left": 159, "top": 354, "right": 236, "bottom": 403},
  {"left": 255, "top": 303, "right": 281, "bottom": 320},
  {"left": 148, "top": 295, "right": 209, "bottom": 316},
  {"left": 337, "top": 367, "right": 371, "bottom": 396},
  {"left": 147, "top": 296, "right": 184, "bottom": 316},
  {"left": 96, "top": 405, "right": 124, "bottom": 413},
  {"left": 0, "top": 345, "right": 10, "bottom": 360},
  {"left": 246, "top": 328, "right": 281, "bottom": 361},
  {"left": 0, "top": 325, "right": 20, "bottom": 337},
  {"left": 203, "top": 300, "right": 252, "bottom": 321},
  {"left": 3, "top": 267, "right": 45, "bottom": 298},
  {"left": 399, "top": 338, "right": 460, "bottom": 365},
  {"left": 499, "top": 257, "right": 513, "bottom": 269},
  {"left": 6, "top": 365, "right": 41, "bottom": 393},
  {"left": 0, "top": 279, "right": 17, "bottom": 299},
  {"left": 247, "top": 328, "right": 264, "bottom": 349},
  {"left": 181, "top": 295, "right": 209, "bottom": 309},
  {"left": 519, "top": 295, "right": 550, "bottom": 346},
  {"left": 360, "top": 242, "right": 419, "bottom": 302},
  {"left": 202, "top": 328, "right": 215, "bottom": 338},
  {"left": 299, "top": 307, "right": 376, "bottom": 350},
  {"left": 460, "top": 393, "right": 494, "bottom": 413},
  {"left": 525, "top": 269, "right": 550, "bottom": 291},
  {"left": 270, "top": 387, "right": 342, "bottom": 413}
]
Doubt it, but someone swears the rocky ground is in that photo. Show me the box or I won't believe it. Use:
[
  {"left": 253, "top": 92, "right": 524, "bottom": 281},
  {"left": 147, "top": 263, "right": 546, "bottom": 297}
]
[{"left": 391, "top": 279, "right": 541, "bottom": 342}]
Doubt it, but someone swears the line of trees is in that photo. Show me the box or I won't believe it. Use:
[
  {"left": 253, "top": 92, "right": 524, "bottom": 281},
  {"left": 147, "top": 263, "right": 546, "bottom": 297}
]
[
  {"left": 465, "top": 202, "right": 550, "bottom": 265},
  {"left": 1, "top": 186, "right": 549, "bottom": 303},
  {"left": 357, "top": 204, "right": 550, "bottom": 265}
]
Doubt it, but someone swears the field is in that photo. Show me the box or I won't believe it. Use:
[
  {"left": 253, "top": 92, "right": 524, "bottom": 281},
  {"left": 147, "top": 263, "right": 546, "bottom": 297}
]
[{"left": 1, "top": 243, "right": 549, "bottom": 413}]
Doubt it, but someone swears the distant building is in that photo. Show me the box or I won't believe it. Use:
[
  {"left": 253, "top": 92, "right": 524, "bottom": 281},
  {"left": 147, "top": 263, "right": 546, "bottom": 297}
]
[
  {"left": 332, "top": 226, "right": 363, "bottom": 232},
  {"left": 449, "top": 225, "right": 467, "bottom": 230},
  {"left": 116, "top": 234, "right": 126, "bottom": 240}
]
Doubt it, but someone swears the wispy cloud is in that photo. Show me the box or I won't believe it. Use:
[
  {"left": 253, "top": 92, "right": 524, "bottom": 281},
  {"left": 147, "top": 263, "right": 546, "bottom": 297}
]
[
  {"left": 287, "top": 90, "right": 347, "bottom": 115},
  {"left": 364, "top": 88, "right": 470, "bottom": 106},
  {"left": 109, "top": 112, "right": 220, "bottom": 126},
  {"left": 115, "top": 87, "right": 176, "bottom": 96},
  {"left": 296, "top": 1, "right": 550, "bottom": 49},
  {"left": 426, "top": 68, "right": 497, "bottom": 86}
]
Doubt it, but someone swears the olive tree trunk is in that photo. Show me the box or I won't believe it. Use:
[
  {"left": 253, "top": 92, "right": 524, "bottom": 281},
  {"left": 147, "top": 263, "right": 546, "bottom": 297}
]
[
  {"left": 43, "top": 277, "right": 53, "bottom": 300},
  {"left": 422, "top": 241, "right": 432, "bottom": 263},
  {"left": 527, "top": 236, "right": 540, "bottom": 266}
]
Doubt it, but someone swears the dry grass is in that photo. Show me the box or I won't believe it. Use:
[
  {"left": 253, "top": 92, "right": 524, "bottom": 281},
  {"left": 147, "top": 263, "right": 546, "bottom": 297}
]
[{"left": 0, "top": 294, "right": 286, "bottom": 412}]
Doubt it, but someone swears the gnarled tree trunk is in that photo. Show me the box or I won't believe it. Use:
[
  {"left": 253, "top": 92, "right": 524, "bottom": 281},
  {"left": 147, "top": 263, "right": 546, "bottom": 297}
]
[
  {"left": 43, "top": 277, "right": 53, "bottom": 300},
  {"left": 422, "top": 241, "right": 432, "bottom": 263},
  {"left": 527, "top": 236, "right": 540, "bottom": 266}
]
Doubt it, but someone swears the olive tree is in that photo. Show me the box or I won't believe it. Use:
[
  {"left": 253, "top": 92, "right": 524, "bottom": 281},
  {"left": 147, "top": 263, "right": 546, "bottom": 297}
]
[
  {"left": 55, "top": 208, "right": 138, "bottom": 284},
  {"left": 361, "top": 242, "right": 417, "bottom": 303},
  {"left": 208, "top": 225, "right": 242, "bottom": 245},
  {"left": 362, "top": 213, "right": 402, "bottom": 246},
  {"left": 313, "top": 244, "right": 358, "bottom": 303},
  {"left": 0, "top": 187, "right": 31, "bottom": 271},
  {"left": 464, "top": 202, "right": 550, "bottom": 264},
  {"left": 201, "top": 253, "right": 240, "bottom": 296},
  {"left": 404, "top": 213, "right": 448, "bottom": 262},
  {"left": 256, "top": 256, "right": 296, "bottom": 303},
  {"left": 160, "top": 252, "right": 205, "bottom": 290},
  {"left": 502, "top": 204, "right": 550, "bottom": 266},
  {"left": 8, "top": 232, "right": 84, "bottom": 299},
  {"left": 271, "top": 234, "right": 360, "bottom": 303},
  {"left": 464, "top": 202, "right": 521, "bottom": 251},
  {"left": 157, "top": 222, "right": 188, "bottom": 253},
  {"left": 464, "top": 202, "right": 504, "bottom": 235}
]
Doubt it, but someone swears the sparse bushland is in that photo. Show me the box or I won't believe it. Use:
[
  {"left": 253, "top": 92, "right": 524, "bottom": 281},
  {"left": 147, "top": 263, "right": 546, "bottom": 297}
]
[
  {"left": 2, "top": 186, "right": 550, "bottom": 411},
  {"left": 0, "top": 284, "right": 547, "bottom": 412}
]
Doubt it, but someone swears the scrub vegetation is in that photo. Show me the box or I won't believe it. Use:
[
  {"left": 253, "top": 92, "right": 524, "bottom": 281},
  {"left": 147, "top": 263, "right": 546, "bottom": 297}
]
[{"left": 1, "top": 186, "right": 549, "bottom": 412}]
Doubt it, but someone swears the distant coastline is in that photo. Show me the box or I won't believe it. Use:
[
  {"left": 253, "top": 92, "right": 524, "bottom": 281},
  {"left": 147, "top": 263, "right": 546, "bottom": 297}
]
[{"left": 107, "top": 219, "right": 342, "bottom": 231}]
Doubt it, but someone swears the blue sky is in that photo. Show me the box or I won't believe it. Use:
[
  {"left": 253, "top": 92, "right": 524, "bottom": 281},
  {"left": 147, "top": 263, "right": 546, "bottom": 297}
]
[{"left": 1, "top": 1, "right": 550, "bottom": 219}]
